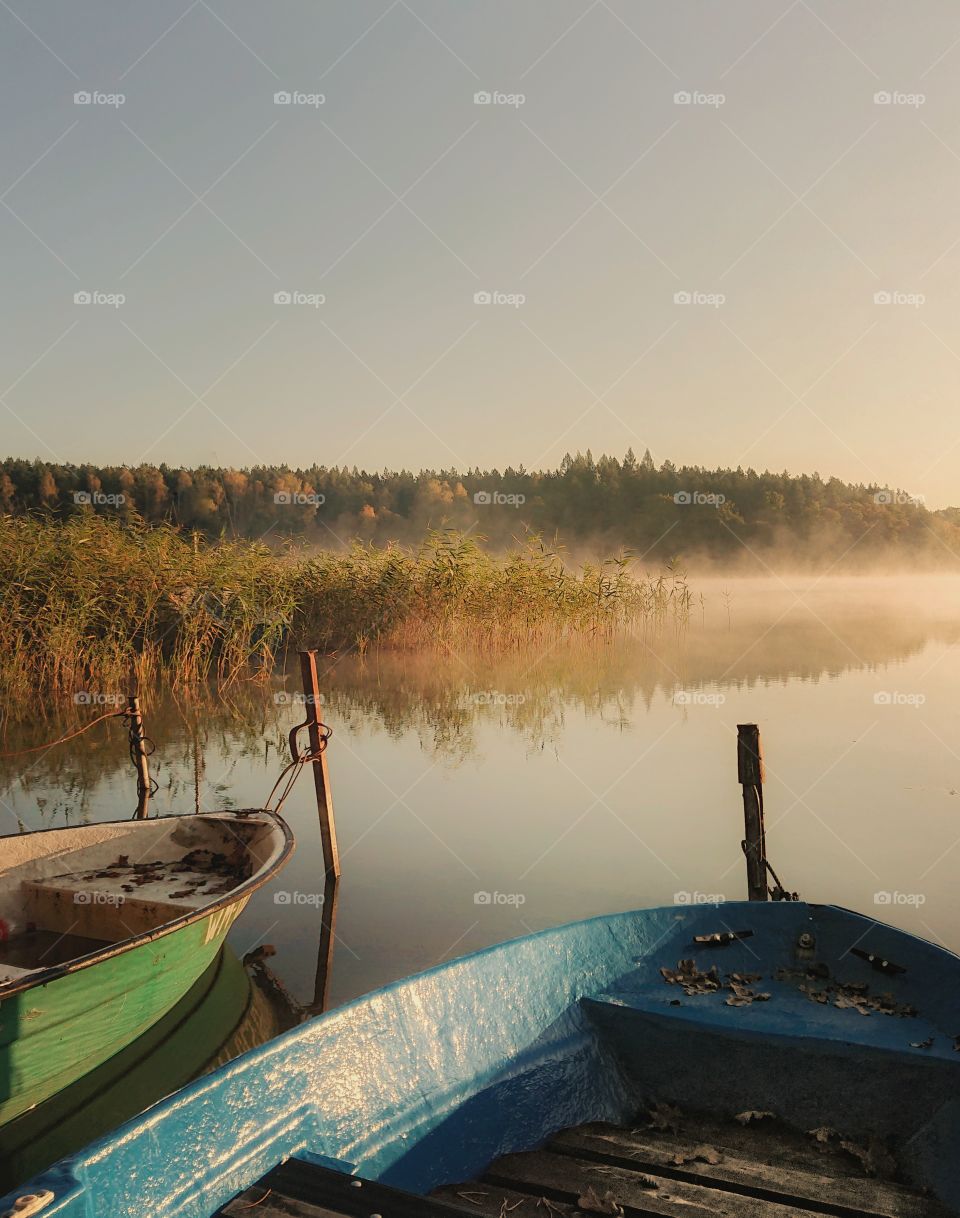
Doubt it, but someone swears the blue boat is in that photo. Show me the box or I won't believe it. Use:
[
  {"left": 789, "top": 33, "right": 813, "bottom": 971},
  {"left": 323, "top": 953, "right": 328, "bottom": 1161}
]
[{"left": 3, "top": 901, "right": 959, "bottom": 1217}]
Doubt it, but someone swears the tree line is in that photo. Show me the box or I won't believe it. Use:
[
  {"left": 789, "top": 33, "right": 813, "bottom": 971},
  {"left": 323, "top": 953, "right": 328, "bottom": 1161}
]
[{"left": 1, "top": 449, "right": 956, "bottom": 566}]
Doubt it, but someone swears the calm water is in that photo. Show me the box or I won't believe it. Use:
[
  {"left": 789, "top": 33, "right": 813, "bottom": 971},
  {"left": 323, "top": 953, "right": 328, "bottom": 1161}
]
[{"left": 2, "top": 574, "right": 960, "bottom": 1175}]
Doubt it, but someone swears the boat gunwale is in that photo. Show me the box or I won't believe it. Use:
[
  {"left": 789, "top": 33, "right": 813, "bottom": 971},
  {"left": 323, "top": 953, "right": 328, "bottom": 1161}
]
[{"left": 0, "top": 810, "right": 295, "bottom": 998}]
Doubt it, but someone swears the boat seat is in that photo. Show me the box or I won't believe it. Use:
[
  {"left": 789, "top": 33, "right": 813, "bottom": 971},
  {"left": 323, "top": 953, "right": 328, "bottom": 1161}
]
[
  {"left": 21, "top": 869, "right": 212, "bottom": 942},
  {"left": 582, "top": 980, "right": 951, "bottom": 1059}
]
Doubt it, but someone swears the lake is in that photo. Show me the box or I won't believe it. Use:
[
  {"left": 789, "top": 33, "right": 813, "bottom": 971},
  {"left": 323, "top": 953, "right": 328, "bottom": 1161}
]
[{"left": 2, "top": 574, "right": 959, "bottom": 1180}]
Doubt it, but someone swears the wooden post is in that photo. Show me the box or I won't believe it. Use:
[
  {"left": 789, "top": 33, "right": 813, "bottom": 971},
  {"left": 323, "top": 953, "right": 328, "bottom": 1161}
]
[
  {"left": 298, "top": 650, "right": 341, "bottom": 879},
  {"left": 737, "top": 723, "right": 768, "bottom": 901},
  {"left": 310, "top": 873, "right": 339, "bottom": 1014},
  {"left": 127, "top": 695, "right": 152, "bottom": 819}
]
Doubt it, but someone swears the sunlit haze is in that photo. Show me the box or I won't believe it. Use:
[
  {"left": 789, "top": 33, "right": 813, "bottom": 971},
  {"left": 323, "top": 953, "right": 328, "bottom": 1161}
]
[{"left": 3, "top": 3, "right": 960, "bottom": 503}]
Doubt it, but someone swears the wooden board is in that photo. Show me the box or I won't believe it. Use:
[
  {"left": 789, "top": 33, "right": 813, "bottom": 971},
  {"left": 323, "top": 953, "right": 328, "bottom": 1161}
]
[
  {"left": 224, "top": 1117, "right": 952, "bottom": 1218},
  {"left": 484, "top": 1148, "right": 827, "bottom": 1217},
  {"left": 222, "top": 1188, "right": 345, "bottom": 1218},
  {"left": 219, "top": 1159, "right": 480, "bottom": 1217},
  {"left": 550, "top": 1126, "right": 948, "bottom": 1218}
]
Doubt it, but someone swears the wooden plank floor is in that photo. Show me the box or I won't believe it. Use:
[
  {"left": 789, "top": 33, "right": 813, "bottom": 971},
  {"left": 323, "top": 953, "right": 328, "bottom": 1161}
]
[
  {"left": 220, "top": 1158, "right": 479, "bottom": 1217},
  {"left": 221, "top": 1113, "right": 953, "bottom": 1218},
  {"left": 434, "top": 1114, "right": 953, "bottom": 1218}
]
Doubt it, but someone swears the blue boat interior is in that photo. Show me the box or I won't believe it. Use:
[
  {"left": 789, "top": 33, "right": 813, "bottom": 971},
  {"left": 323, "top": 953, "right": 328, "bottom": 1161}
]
[{"left": 5, "top": 901, "right": 960, "bottom": 1217}]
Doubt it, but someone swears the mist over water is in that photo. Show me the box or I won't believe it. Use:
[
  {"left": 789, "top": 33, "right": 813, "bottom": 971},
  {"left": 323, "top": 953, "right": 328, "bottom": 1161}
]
[{"left": 2, "top": 574, "right": 959, "bottom": 1010}]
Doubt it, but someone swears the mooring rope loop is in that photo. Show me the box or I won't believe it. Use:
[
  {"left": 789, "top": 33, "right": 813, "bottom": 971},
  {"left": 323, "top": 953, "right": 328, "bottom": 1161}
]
[{"left": 264, "top": 724, "right": 333, "bottom": 815}]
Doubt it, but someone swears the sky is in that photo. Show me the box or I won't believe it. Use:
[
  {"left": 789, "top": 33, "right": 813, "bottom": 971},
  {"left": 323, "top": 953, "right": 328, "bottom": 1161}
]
[{"left": 2, "top": 1, "right": 960, "bottom": 504}]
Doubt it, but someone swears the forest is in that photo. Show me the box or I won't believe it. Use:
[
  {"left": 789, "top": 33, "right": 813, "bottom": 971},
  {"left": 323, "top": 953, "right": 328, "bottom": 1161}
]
[{"left": 1, "top": 449, "right": 956, "bottom": 565}]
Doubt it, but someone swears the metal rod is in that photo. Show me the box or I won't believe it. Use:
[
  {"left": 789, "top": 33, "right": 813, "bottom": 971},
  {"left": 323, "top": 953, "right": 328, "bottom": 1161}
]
[
  {"left": 127, "top": 694, "right": 151, "bottom": 819},
  {"left": 298, "top": 650, "right": 341, "bottom": 879},
  {"left": 737, "top": 723, "right": 768, "bottom": 901}
]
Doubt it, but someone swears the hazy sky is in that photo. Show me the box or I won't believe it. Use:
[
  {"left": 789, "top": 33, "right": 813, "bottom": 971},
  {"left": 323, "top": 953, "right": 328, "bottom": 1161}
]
[{"left": 2, "top": 2, "right": 960, "bottom": 504}]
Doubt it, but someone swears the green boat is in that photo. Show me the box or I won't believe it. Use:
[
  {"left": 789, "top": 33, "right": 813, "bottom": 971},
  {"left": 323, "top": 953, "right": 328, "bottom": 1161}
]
[{"left": 0, "top": 810, "right": 293, "bottom": 1126}]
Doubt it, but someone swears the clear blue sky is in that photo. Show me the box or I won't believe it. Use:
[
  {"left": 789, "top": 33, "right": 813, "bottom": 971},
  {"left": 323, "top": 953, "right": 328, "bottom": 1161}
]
[{"left": 2, "top": 1, "right": 959, "bottom": 503}]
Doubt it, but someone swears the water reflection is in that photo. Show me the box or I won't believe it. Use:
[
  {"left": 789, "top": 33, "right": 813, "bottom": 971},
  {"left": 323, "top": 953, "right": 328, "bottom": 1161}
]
[
  {"left": 0, "top": 876, "right": 341, "bottom": 1192},
  {"left": 2, "top": 580, "right": 960, "bottom": 1190}
]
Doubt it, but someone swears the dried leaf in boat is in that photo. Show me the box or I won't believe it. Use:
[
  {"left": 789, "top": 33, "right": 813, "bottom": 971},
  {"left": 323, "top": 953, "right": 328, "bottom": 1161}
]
[
  {"left": 808, "top": 1126, "right": 837, "bottom": 1147},
  {"left": 672, "top": 1145, "right": 723, "bottom": 1165},
  {"left": 577, "top": 1184, "right": 626, "bottom": 1214},
  {"left": 647, "top": 1101, "right": 682, "bottom": 1133}
]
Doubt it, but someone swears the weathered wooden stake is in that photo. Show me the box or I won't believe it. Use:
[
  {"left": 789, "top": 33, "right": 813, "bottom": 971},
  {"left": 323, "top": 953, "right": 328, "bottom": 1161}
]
[
  {"left": 127, "top": 695, "right": 152, "bottom": 819},
  {"left": 737, "top": 723, "right": 768, "bottom": 901},
  {"left": 310, "top": 873, "right": 339, "bottom": 1014},
  {"left": 298, "top": 650, "right": 341, "bottom": 879}
]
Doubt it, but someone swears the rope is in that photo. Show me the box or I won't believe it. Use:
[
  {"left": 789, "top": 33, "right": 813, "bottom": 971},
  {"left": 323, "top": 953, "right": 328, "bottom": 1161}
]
[
  {"left": 765, "top": 857, "right": 799, "bottom": 902},
  {"left": 123, "top": 710, "right": 159, "bottom": 800},
  {"left": 265, "top": 723, "right": 333, "bottom": 815},
  {"left": 0, "top": 710, "right": 124, "bottom": 757}
]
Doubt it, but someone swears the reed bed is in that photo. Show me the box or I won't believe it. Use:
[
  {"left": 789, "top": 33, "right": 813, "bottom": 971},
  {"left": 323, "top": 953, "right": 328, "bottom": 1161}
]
[{"left": 0, "top": 516, "right": 694, "bottom": 707}]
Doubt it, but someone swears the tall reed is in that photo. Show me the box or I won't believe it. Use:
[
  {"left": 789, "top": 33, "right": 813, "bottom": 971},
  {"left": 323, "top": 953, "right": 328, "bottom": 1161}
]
[{"left": 0, "top": 517, "right": 694, "bottom": 708}]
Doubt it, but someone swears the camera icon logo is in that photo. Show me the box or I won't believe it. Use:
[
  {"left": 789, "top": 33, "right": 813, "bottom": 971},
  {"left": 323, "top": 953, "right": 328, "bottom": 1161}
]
[
  {"left": 474, "top": 891, "right": 492, "bottom": 904},
  {"left": 474, "top": 291, "right": 492, "bottom": 305},
  {"left": 274, "top": 891, "right": 292, "bottom": 904},
  {"left": 473, "top": 491, "right": 492, "bottom": 505},
  {"left": 74, "top": 91, "right": 92, "bottom": 105},
  {"left": 274, "top": 91, "right": 292, "bottom": 105},
  {"left": 874, "top": 290, "right": 892, "bottom": 305},
  {"left": 874, "top": 890, "right": 892, "bottom": 904},
  {"left": 274, "top": 291, "right": 292, "bottom": 304},
  {"left": 74, "top": 291, "right": 92, "bottom": 305},
  {"left": 673, "top": 491, "right": 691, "bottom": 504},
  {"left": 674, "top": 91, "right": 692, "bottom": 105},
  {"left": 273, "top": 491, "right": 292, "bottom": 504},
  {"left": 474, "top": 91, "right": 492, "bottom": 105},
  {"left": 874, "top": 91, "right": 892, "bottom": 105}
]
